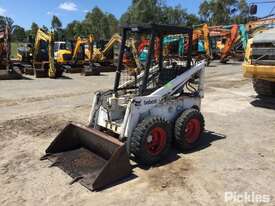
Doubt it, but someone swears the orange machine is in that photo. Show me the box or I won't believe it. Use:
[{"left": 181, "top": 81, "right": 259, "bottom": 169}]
[
  {"left": 219, "top": 24, "right": 239, "bottom": 63},
  {"left": 193, "top": 24, "right": 212, "bottom": 65}
]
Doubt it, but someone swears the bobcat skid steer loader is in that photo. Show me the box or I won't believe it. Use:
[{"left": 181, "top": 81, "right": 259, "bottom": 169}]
[{"left": 42, "top": 24, "right": 206, "bottom": 191}]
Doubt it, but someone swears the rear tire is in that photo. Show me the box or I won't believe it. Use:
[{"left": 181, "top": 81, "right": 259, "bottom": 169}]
[
  {"left": 127, "top": 117, "right": 172, "bottom": 166},
  {"left": 253, "top": 79, "right": 275, "bottom": 97},
  {"left": 175, "top": 109, "right": 205, "bottom": 151}
]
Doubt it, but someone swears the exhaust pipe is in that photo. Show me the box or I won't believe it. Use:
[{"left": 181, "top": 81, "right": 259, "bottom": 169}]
[{"left": 42, "top": 123, "right": 132, "bottom": 191}]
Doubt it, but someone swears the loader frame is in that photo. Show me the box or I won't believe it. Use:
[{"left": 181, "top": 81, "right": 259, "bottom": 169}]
[
  {"left": 89, "top": 24, "right": 205, "bottom": 140},
  {"left": 43, "top": 24, "right": 206, "bottom": 191}
]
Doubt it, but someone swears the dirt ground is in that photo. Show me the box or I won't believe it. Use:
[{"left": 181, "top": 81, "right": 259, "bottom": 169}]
[{"left": 0, "top": 61, "right": 274, "bottom": 206}]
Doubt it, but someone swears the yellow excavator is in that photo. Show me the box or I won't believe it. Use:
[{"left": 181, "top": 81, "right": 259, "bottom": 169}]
[
  {"left": 55, "top": 35, "right": 94, "bottom": 65},
  {"left": 243, "top": 28, "right": 275, "bottom": 97},
  {"left": 54, "top": 35, "right": 100, "bottom": 75},
  {"left": 243, "top": 4, "right": 275, "bottom": 97},
  {"left": 32, "top": 29, "right": 63, "bottom": 78},
  {"left": 54, "top": 41, "right": 72, "bottom": 66},
  {"left": 91, "top": 33, "right": 121, "bottom": 72}
]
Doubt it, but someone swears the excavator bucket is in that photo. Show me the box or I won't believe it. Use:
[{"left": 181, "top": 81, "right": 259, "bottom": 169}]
[{"left": 42, "top": 123, "right": 132, "bottom": 191}]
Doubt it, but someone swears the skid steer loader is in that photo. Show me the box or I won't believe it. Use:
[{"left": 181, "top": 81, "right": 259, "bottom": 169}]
[{"left": 42, "top": 24, "right": 206, "bottom": 191}]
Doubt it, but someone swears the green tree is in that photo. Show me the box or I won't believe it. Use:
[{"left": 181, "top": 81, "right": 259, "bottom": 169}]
[
  {"left": 42, "top": 25, "right": 49, "bottom": 32},
  {"left": 12, "top": 25, "right": 25, "bottom": 42},
  {"left": 120, "top": 1, "right": 200, "bottom": 26},
  {"left": 84, "top": 7, "right": 106, "bottom": 39},
  {"left": 107, "top": 14, "right": 119, "bottom": 35},
  {"left": 65, "top": 20, "right": 87, "bottom": 39},
  {"left": 31, "top": 22, "right": 39, "bottom": 36},
  {"left": 199, "top": 0, "right": 248, "bottom": 25},
  {"left": 120, "top": 0, "right": 164, "bottom": 24},
  {"left": 234, "top": 0, "right": 249, "bottom": 24},
  {"left": 51, "top": 15, "right": 62, "bottom": 31},
  {"left": 0, "top": 16, "right": 14, "bottom": 29},
  {"left": 83, "top": 7, "right": 117, "bottom": 39}
]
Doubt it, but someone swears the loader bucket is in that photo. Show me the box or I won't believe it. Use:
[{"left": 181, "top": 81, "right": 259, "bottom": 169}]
[{"left": 43, "top": 123, "right": 132, "bottom": 191}]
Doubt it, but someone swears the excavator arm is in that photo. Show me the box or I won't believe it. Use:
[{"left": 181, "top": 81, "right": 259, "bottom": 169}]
[
  {"left": 93, "top": 33, "right": 121, "bottom": 62},
  {"left": 101, "top": 33, "right": 121, "bottom": 57},
  {"left": 33, "top": 29, "right": 56, "bottom": 78},
  {"left": 202, "top": 24, "right": 212, "bottom": 60},
  {"left": 246, "top": 17, "right": 275, "bottom": 32},
  {"left": 71, "top": 35, "right": 94, "bottom": 65},
  {"left": 220, "top": 24, "right": 239, "bottom": 63},
  {"left": 193, "top": 24, "right": 212, "bottom": 64}
]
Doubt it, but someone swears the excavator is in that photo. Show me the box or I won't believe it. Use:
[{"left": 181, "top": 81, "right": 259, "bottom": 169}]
[
  {"left": 219, "top": 24, "right": 240, "bottom": 63},
  {"left": 137, "top": 24, "right": 212, "bottom": 66},
  {"left": 16, "top": 43, "right": 33, "bottom": 66},
  {"left": 193, "top": 24, "right": 212, "bottom": 65},
  {"left": 31, "top": 29, "right": 63, "bottom": 78},
  {"left": 243, "top": 5, "right": 275, "bottom": 97},
  {"left": 55, "top": 35, "right": 100, "bottom": 75},
  {"left": 0, "top": 23, "right": 22, "bottom": 80},
  {"left": 91, "top": 33, "right": 121, "bottom": 72},
  {"left": 209, "top": 26, "right": 231, "bottom": 59},
  {"left": 208, "top": 24, "right": 247, "bottom": 63},
  {"left": 243, "top": 28, "right": 275, "bottom": 97}
]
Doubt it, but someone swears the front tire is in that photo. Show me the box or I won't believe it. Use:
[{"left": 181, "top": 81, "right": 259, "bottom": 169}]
[
  {"left": 127, "top": 117, "right": 172, "bottom": 166},
  {"left": 175, "top": 109, "right": 205, "bottom": 150}
]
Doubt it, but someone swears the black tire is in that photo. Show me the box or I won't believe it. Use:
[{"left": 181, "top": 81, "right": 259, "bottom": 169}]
[
  {"left": 127, "top": 117, "right": 172, "bottom": 166},
  {"left": 175, "top": 109, "right": 205, "bottom": 151},
  {"left": 253, "top": 79, "right": 275, "bottom": 97},
  {"left": 55, "top": 68, "right": 64, "bottom": 78}
]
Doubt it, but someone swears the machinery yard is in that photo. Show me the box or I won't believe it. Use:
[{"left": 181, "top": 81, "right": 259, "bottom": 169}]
[{"left": 0, "top": 61, "right": 274, "bottom": 206}]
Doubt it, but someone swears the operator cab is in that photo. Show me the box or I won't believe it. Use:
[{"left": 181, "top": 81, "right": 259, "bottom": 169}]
[
  {"left": 54, "top": 41, "right": 72, "bottom": 59},
  {"left": 114, "top": 24, "right": 195, "bottom": 97}
]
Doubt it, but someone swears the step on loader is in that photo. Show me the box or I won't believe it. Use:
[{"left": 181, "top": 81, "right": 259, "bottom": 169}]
[{"left": 42, "top": 24, "right": 206, "bottom": 191}]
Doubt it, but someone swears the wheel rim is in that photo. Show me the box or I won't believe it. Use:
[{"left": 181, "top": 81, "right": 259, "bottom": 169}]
[
  {"left": 185, "top": 118, "right": 201, "bottom": 144},
  {"left": 145, "top": 127, "right": 167, "bottom": 155}
]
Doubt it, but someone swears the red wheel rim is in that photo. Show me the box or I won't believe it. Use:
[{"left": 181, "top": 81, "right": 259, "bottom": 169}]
[
  {"left": 185, "top": 118, "right": 201, "bottom": 143},
  {"left": 145, "top": 127, "right": 167, "bottom": 155}
]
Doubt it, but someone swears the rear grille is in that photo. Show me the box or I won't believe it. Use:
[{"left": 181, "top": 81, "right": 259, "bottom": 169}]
[{"left": 252, "top": 43, "right": 275, "bottom": 65}]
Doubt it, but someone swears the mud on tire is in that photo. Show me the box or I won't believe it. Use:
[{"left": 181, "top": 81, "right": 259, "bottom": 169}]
[{"left": 127, "top": 117, "right": 172, "bottom": 166}]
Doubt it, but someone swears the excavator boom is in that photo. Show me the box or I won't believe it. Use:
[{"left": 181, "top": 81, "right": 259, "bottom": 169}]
[
  {"left": 33, "top": 29, "right": 62, "bottom": 78},
  {"left": 220, "top": 24, "right": 239, "bottom": 63}
]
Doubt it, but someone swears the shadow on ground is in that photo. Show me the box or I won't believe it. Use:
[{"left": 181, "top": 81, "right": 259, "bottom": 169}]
[
  {"left": 59, "top": 75, "right": 73, "bottom": 80},
  {"left": 133, "top": 130, "right": 226, "bottom": 171},
  {"left": 89, "top": 130, "right": 226, "bottom": 191},
  {"left": 250, "top": 96, "right": 275, "bottom": 110}
]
